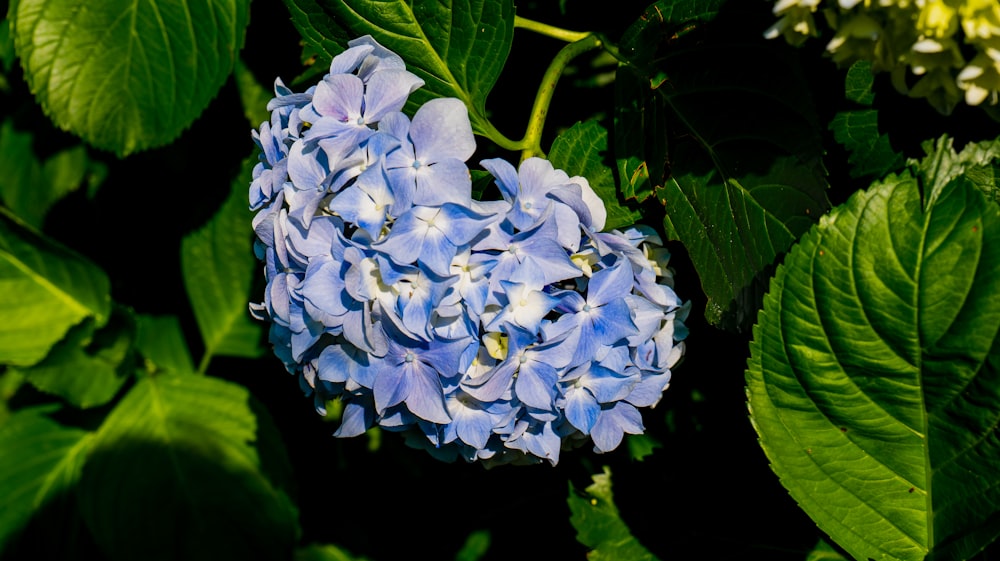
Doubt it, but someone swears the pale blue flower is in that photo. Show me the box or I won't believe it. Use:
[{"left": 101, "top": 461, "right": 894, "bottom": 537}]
[{"left": 248, "top": 36, "right": 688, "bottom": 467}]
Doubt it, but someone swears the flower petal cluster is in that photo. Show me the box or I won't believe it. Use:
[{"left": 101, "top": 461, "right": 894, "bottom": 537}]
[
  {"left": 766, "top": 0, "right": 1000, "bottom": 113},
  {"left": 249, "top": 36, "right": 688, "bottom": 466}
]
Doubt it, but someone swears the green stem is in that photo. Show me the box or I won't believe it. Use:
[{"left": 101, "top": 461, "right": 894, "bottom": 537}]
[
  {"left": 514, "top": 16, "right": 591, "bottom": 43},
  {"left": 518, "top": 33, "right": 604, "bottom": 160},
  {"left": 477, "top": 117, "right": 525, "bottom": 152}
]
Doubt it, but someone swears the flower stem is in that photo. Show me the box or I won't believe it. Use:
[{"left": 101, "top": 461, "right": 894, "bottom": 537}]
[
  {"left": 518, "top": 33, "right": 604, "bottom": 160},
  {"left": 514, "top": 16, "right": 591, "bottom": 43}
]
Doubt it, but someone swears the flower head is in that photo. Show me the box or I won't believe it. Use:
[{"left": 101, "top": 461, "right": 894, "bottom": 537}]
[{"left": 249, "top": 36, "right": 687, "bottom": 466}]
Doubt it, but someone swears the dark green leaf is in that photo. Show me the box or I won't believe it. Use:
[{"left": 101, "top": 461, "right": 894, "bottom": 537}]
[
  {"left": 614, "top": 64, "right": 668, "bottom": 205},
  {"left": 78, "top": 373, "right": 300, "bottom": 561},
  {"left": 617, "top": 0, "right": 829, "bottom": 331},
  {"left": 0, "top": 206, "right": 110, "bottom": 367},
  {"left": 844, "top": 60, "right": 876, "bottom": 105},
  {"left": 181, "top": 156, "right": 264, "bottom": 365},
  {"left": 550, "top": 119, "right": 644, "bottom": 231},
  {"left": 568, "top": 466, "right": 660, "bottom": 561},
  {"left": 747, "top": 149, "right": 1000, "bottom": 560},
  {"left": 296, "top": 544, "right": 372, "bottom": 561},
  {"left": 454, "top": 529, "right": 490, "bottom": 561},
  {"left": 0, "top": 119, "right": 96, "bottom": 228},
  {"left": 805, "top": 539, "right": 850, "bottom": 561},
  {"left": 11, "top": 0, "right": 250, "bottom": 155},
  {"left": 15, "top": 307, "right": 134, "bottom": 409},
  {"left": 282, "top": 0, "right": 515, "bottom": 137},
  {"left": 0, "top": 406, "right": 91, "bottom": 552},
  {"left": 829, "top": 61, "right": 905, "bottom": 180}
]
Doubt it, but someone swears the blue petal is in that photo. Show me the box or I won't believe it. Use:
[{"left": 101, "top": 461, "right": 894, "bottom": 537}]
[
  {"left": 405, "top": 361, "right": 452, "bottom": 424},
  {"left": 565, "top": 388, "right": 599, "bottom": 433},
  {"left": 373, "top": 360, "right": 411, "bottom": 413}
]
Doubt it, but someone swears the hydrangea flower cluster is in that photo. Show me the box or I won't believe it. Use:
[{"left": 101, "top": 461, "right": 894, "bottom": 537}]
[
  {"left": 766, "top": 0, "right": 1000, "bottom": 114},
  {"left": 248, "top": 35, "right": 687, "bottom": 466}
]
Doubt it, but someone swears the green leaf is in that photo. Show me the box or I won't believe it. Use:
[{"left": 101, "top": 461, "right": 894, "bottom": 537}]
[
  {"left": 14, "top": 307, "right": 134, "bottom": 409},
  {"left": 11, "top": 0, "right": 250, "bottom": 156},
  {"left": 616, "top": 0, "right": 829, "bottom": 330},
  {"left": 135, "top": 314, "right": 196, "bottom": 375},
  {"left": 568, "top": 466, "right": 660, "bottom": 561},
  {"left": 0, "top": 206, "right": 110, "bottom": 367},
  {"left": 454, "top": 529, "right": 491, "bottom": 561},
  {"left": 614, "top": 64, "right": 668, "bottom": 205},
  {"left": 0, "top": 119, "right": 97, "bottom": 229},
  {"left": 550, "top": 119, "right": 644, "bottom": 231},
  {"left": 234, "top": 58, "right": 273, "bottom": 130},
  {"left": 746, "top": 160, "right": 1000, "bottom": 560},
  {"left": 963, "top": 162, "right": 1000, "bottom": 207},
  {"left": 78, "top": 373, "right": 300, "bottom": 561},
  {"left": 282, "top": 0, "right": 515, "bottom": 138},
  {"left": 805, "top": 539, "right": 850, "bottom": 561},
  {"left": 829, "top": 61, "right": 905, "bottom": 180},
  {"left": 625, "top": 433, "right": 661, "bottom": 461},
  {"left": 0, "top": 406, "right": 92, "bottom": 552},
  {"left": 181, "top": 157, "right": 264, "bottom": 366},
  {"left": 913, "top": 136, "right": 1000, "bottom": 206},
  {"left": 296, "top": 544, "right": 372, "bottom": 561},
  {"left": 0, "top": 369, "right": 26, "bottom": 426}
]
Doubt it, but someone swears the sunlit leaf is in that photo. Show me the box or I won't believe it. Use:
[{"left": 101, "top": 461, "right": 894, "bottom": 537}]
[
  {"left": 11, "top": 0, "right": 250, "bottom": 155},
  {"left": 747, "top": 143, "right": 1000, "bottom": 560},
  {"left": 616, "top": 0, "right": 829, "bottom": 330},
  {"left": 568, "top": 466, "right": 660, "bottom": 561},
  {"left": 15, "top": 307, "right": 134, "bottom": 409},
  {"left": 135, "top": 314, "right": 196, "bottom": 375},
  {"left": 281, "top": 0, "right": 514, "bottom": 138},
  {"left": 78, "top": 373, "right": 300, "bottom": 561},
  {"left": 0, "top": 206, "right": 110, "bottom": 367},
  {"left": 0, "top": 406, "right": 91, "bottom": 552},
  {"left": 550, "top": 119, "right": 644, "bottom": 231},
  {"left": 913, "top": 136, "right": 1000, "bottom": 206},
  {"left": 181, "top": 157, "right": 264, "bottom": 365}
]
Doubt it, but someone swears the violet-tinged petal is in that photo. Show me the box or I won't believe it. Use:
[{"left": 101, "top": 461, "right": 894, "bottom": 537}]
[
  {"left": 327, "top": 43, "right": 376, "bottom": 75},
  {"left": 334, "top": 394, "right": 375, "bottom": 437},
  {"left": 409, "top": 98, "right": 476, "bottom": 162}
]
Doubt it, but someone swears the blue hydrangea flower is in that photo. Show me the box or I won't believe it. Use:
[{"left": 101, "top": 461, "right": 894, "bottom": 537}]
[{"left": 249, "top": 35, "right": 688, "bottom": 466}]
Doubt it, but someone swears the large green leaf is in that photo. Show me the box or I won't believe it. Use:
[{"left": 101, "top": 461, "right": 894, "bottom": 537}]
[
  {"left": 568, "top": 466, "right": 660, "bottom": 561},
  {"left": 616, "top": 0, "right": 829, "bottom": 330},
  {"left": 282, "top": 0, "right": 514, "bottom": 138},
  {"left": 549, "top": 119, "right": 643, "bottom": 231},
  {"left": 78, "top": 373, "right": 299, "bottom": 561},
  {"left": 181, "top": 157, "right": 264, "bottom": 366},
  {"left": 0, "top": 206, "right": 110, "bottom": 367},
  {"left": 11, "top": 0, "right": 250, "bottom": 156},
  {"left": 0, "top": 406, "right": 91, "bottom": 552},
  {"left": 15, "top": 307, "right": 134, "bottom": 409},
  {"left": 746, "top": 150, "right": 1000, "bottom": 560}
]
